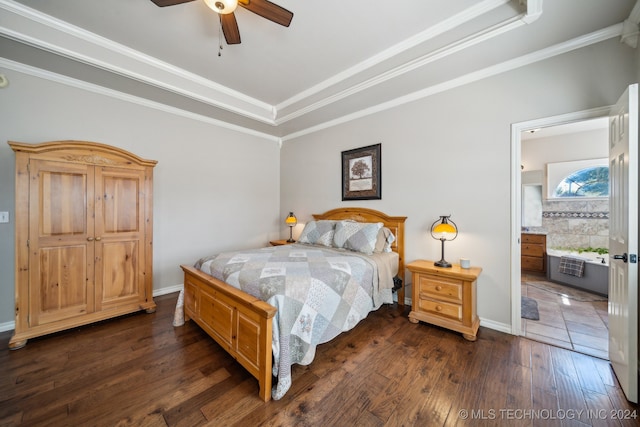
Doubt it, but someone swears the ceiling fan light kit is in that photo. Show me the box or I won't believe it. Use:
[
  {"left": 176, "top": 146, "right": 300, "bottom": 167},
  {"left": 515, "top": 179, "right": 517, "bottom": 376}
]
[
  {"left": 151, "top": 0, "right": 293, "bottom": 45},
  {"left": 204, "top": 0, "right": 238, "bottom": 14}
]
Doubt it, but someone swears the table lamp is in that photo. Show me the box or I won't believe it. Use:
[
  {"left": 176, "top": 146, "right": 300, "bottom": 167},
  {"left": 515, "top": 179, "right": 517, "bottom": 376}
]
[
  {"left": 285, "top": 212, "right": 297, "bottom": 242},
  {"left": 431, "top": 215, "right": 458, "bottom": 268}
]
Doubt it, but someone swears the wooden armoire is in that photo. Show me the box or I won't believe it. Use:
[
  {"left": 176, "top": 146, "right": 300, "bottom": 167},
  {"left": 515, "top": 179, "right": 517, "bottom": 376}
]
[{"left": 8, "top": 141, "right": 157, "bottom": 349}]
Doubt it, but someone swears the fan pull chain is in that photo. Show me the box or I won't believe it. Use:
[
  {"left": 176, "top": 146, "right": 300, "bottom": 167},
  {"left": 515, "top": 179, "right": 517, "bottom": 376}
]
[{"left": 217, "top": 20, "right": 223, "bottom": 57}]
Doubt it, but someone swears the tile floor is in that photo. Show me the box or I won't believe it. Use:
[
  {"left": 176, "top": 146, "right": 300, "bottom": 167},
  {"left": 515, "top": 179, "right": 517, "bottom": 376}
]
[{"left": 521, "top": 272, "right": 609, "bottom": 360}]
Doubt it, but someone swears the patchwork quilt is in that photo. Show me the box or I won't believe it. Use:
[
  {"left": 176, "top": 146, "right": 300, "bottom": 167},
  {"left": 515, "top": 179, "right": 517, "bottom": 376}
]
[{"left": 194, "top": 243, "right": 394, "bottom": 399}]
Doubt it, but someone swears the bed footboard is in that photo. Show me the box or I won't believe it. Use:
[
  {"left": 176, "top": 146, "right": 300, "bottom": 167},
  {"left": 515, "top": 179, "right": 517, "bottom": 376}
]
[{"left": 180, "top": 265, "right": 277, "bottom": 401}]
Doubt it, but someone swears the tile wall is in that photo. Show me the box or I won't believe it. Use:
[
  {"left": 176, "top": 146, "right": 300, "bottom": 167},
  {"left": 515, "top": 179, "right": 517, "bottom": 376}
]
[{"left": 526, "top": 199, "right": 609, "bottom": 250}]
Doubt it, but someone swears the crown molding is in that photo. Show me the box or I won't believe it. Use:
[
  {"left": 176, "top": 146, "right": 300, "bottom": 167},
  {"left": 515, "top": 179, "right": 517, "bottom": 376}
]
[
  {"left": 0, "top": 0, "right": 519, "bottom": 128},
  {"left": 0, "top": 57, "right": 282, "bottom": 142},
  {"left": 0, "top": 0, "right": 276, "bottom": 123},
  {"left": 276, "top": 0, "right": 546, "bottom": 124},
  {"left": 621, "top": 0, "right": 640, "bottom": 47},
  {"left": 0, "top": 21, "right": 623, "bottom": 143},
  {"left": 0, "top": 0, "right": 627, "bottom": 142},
  {"left": 520, "top": 0, "right": 542, "bottom": 24},
  {"left": 275, "top": 13, "right": 527, "bottom": 125},
  {"left": 275, "top": 0, "right": 512, "bottom": 113},
  {"left": 281, "top": 24, "right": 623, "bottom": 141}
]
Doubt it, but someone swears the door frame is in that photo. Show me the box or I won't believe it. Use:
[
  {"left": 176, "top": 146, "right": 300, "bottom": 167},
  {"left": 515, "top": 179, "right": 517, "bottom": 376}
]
[{"left": 510, "top": 106, "right": 612, "bottom": 335}]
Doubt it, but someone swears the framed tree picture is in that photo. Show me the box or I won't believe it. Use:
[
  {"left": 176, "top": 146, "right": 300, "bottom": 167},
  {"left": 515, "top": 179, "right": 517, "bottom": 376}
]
[{"left": 341, "top": 143, "right": 381, "bottom": 200}]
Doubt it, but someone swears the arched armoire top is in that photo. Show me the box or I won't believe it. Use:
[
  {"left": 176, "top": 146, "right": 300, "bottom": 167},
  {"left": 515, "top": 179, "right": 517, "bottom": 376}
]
[{"left": 8, "top": 140, "right": 157, "bottom": 168}]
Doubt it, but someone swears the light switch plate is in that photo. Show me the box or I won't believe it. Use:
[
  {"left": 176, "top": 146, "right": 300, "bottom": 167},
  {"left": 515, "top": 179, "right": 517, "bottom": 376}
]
[{"left": 0, "top": 212, "right": 9, "bottom": 223}]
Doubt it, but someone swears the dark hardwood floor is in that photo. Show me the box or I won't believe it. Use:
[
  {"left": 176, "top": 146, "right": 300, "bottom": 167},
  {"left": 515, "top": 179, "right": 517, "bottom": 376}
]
[{"left": 1, "top": 292, "right": 638, "bottom": 426}]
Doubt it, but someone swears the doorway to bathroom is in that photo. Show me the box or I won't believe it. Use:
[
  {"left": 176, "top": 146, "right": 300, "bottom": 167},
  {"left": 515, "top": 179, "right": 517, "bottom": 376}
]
[{"left": 513, "top": 109, "right": 611, "bottom": 360}]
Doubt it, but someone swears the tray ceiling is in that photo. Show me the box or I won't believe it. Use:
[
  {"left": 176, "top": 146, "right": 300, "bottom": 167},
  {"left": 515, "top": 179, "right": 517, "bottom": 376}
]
[{"left": 0, "top": 0, "right": 637, "bottom": 140}]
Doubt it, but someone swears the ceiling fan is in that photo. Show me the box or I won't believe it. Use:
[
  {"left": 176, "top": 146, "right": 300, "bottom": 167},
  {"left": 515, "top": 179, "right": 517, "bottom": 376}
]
[{"left": 150, "top": 0, "right": 293, "bottom": 45}]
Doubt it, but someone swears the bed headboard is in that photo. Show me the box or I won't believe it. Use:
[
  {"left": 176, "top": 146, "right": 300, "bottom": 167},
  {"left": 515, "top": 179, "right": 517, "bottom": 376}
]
[{"left": 313, "top": 207, "right": 408, "bottom": 304}]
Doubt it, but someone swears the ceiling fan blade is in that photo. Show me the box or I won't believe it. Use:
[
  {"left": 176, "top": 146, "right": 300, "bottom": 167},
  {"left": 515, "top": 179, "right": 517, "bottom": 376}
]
[
  {"left": 220, "top": 13, "right": 241, "bottom": 44},
  {"left": 150, "top": 0, "right": 195, "bottom": 6},
  {"left": 240, "top": 0, "right": 293, "bottom": 27}
]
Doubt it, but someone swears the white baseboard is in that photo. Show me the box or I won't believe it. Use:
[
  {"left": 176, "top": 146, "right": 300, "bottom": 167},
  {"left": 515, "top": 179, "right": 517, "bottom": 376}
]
[
  {"left": 399, "top": 295, "right": 513, "bottom": 336},
  {"left": 154, "top": 284, "right": 183, "bottom": 297},
  {"left": 0, "top": 284, "right": 186, "bottom": 333},
  {"left": 0, "top": 320, "right": 14, "bottom": 333},
  {"left": 478, "top": 317, "right": 513, "bottom": 335}
]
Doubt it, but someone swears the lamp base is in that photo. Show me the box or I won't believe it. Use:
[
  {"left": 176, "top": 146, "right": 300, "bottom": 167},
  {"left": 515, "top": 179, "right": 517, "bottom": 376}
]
[{"left": 434, "top": 260, "right": 452, "bottom": 268}]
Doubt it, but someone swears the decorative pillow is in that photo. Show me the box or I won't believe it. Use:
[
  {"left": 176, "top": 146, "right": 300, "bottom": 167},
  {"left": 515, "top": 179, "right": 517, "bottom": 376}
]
[
  {"left": 297, "top": 220, "right": 336, "bottom": 247},
  {"left": 333, "top": 221, "right": 383, "bottom": 255},
  {"left": 374, "top": 227, "right": 396, "bottom": 253}
]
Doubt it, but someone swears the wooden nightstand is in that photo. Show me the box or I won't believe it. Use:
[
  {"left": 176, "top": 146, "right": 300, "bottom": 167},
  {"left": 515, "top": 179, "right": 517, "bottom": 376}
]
[
  {"left": 407, "top": 260, "right": 482, "bottom": 341},
  {"left": 269, "top": 239, "right": 294, "bottom": 246}
]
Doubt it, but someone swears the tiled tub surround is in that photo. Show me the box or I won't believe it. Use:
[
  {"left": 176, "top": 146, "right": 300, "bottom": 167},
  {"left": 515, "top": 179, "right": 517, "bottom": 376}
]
[{"left": 524, "top": 198, "right": 609, "bottom": 251}]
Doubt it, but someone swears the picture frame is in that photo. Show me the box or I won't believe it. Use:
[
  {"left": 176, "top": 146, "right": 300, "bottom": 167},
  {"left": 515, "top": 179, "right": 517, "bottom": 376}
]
[{"left": 341, "top": 143, "right": 381, "bottom": 200}]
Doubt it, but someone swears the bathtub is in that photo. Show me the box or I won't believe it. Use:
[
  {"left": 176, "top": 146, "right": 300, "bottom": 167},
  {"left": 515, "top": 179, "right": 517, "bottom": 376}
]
[{"left": 546, "top": 249, "right": 609, "bottom": 297}]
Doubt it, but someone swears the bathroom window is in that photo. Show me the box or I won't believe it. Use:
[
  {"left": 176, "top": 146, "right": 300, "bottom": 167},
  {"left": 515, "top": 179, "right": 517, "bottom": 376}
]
[
  {"left": 553, "top": 166, "right": 609, "bottom": 197},
  {"left": 547, "top": 158, "right": 609, "bottom": 199}
]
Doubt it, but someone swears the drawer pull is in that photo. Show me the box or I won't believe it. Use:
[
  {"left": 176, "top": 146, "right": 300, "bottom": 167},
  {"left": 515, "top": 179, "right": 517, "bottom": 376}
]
[
  {"left": 435, "top": 285, "right": 442, "bottom": 291},
  {"left": 436, "top": 305, "right": 443, "bottom": 312}
]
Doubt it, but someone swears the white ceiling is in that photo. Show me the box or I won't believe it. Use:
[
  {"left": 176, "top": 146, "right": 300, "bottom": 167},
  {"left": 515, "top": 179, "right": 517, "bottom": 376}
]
[{"left": 0, "top": 0, "right": 637, "bottom": 139}]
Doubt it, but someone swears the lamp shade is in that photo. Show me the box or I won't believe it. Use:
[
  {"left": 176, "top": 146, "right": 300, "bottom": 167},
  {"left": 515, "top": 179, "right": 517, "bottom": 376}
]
[
  {"left": 431, "top": 216, "right": 457, "bottom": 241},
  {"left": 430, "top": 215, "right": 457, "bottom": 268},
  {"left": 204, "top": 0, "right": 238, "bottom": 14},
  {"left": 285, "top": 212, "right": 297, "bottom": 226}
]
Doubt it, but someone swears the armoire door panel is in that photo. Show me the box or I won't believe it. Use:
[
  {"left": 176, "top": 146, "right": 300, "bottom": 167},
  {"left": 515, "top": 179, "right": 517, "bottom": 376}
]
[
  {"left": 97, "top": 168, "right": 145, "bottom": 236},
  {"left": 31, "top": 244, "right": 93, "bottom": 326},
  {"left": 40, "top": 172, "right": 87, "bottom": 236},
  {"left": 38, "top": 245, "right": 88, "bottom": 310},
  {"left": 33, "top": 160, "right": 92, "bottom": 239},
  {"left": 97, "top": 240, "right": 140, "bottom": 307}
]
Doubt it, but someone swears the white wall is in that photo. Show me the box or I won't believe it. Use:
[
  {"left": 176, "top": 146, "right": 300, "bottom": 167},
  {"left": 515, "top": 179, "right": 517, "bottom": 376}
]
[
  {"left": 0, "top": 70, "right": 281, "bottom": 328},
  {"left": 522, "top": 128, "right": 608, "bottom": 172},
  {"left": 280, "top": 38, "right": 637, "bottom": 329}
]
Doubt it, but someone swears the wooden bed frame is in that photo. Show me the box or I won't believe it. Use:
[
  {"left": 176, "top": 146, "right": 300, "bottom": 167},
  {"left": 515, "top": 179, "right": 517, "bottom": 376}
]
[{"left": 180, "top": 207, "right": 406, "bottom": 401}]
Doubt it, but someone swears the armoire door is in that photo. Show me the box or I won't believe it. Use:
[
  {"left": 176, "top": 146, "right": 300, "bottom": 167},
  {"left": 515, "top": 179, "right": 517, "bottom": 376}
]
[
  {"left": 29, "top": 159, "right": 95, "bottom": 326},
  {"left": 94, "top": 166, "right": 148, "bottom": 311}
]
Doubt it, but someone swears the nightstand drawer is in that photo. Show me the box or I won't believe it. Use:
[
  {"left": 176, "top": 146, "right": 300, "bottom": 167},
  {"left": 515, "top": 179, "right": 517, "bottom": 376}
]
[
  {"left": 417, "top": 275, "right": 462, "bottom": 303},
  {"left": 522, "top": 256, "right": 544, "bottom": 271},
  {"left": 522, "top": 234, "right": 545, "bottom": 244},
  {"left": 417, "top": 297, "right": 462, "bottom": 321},
  {"left": 522, "top": 244, "right": 544, "bottom": 257}
]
